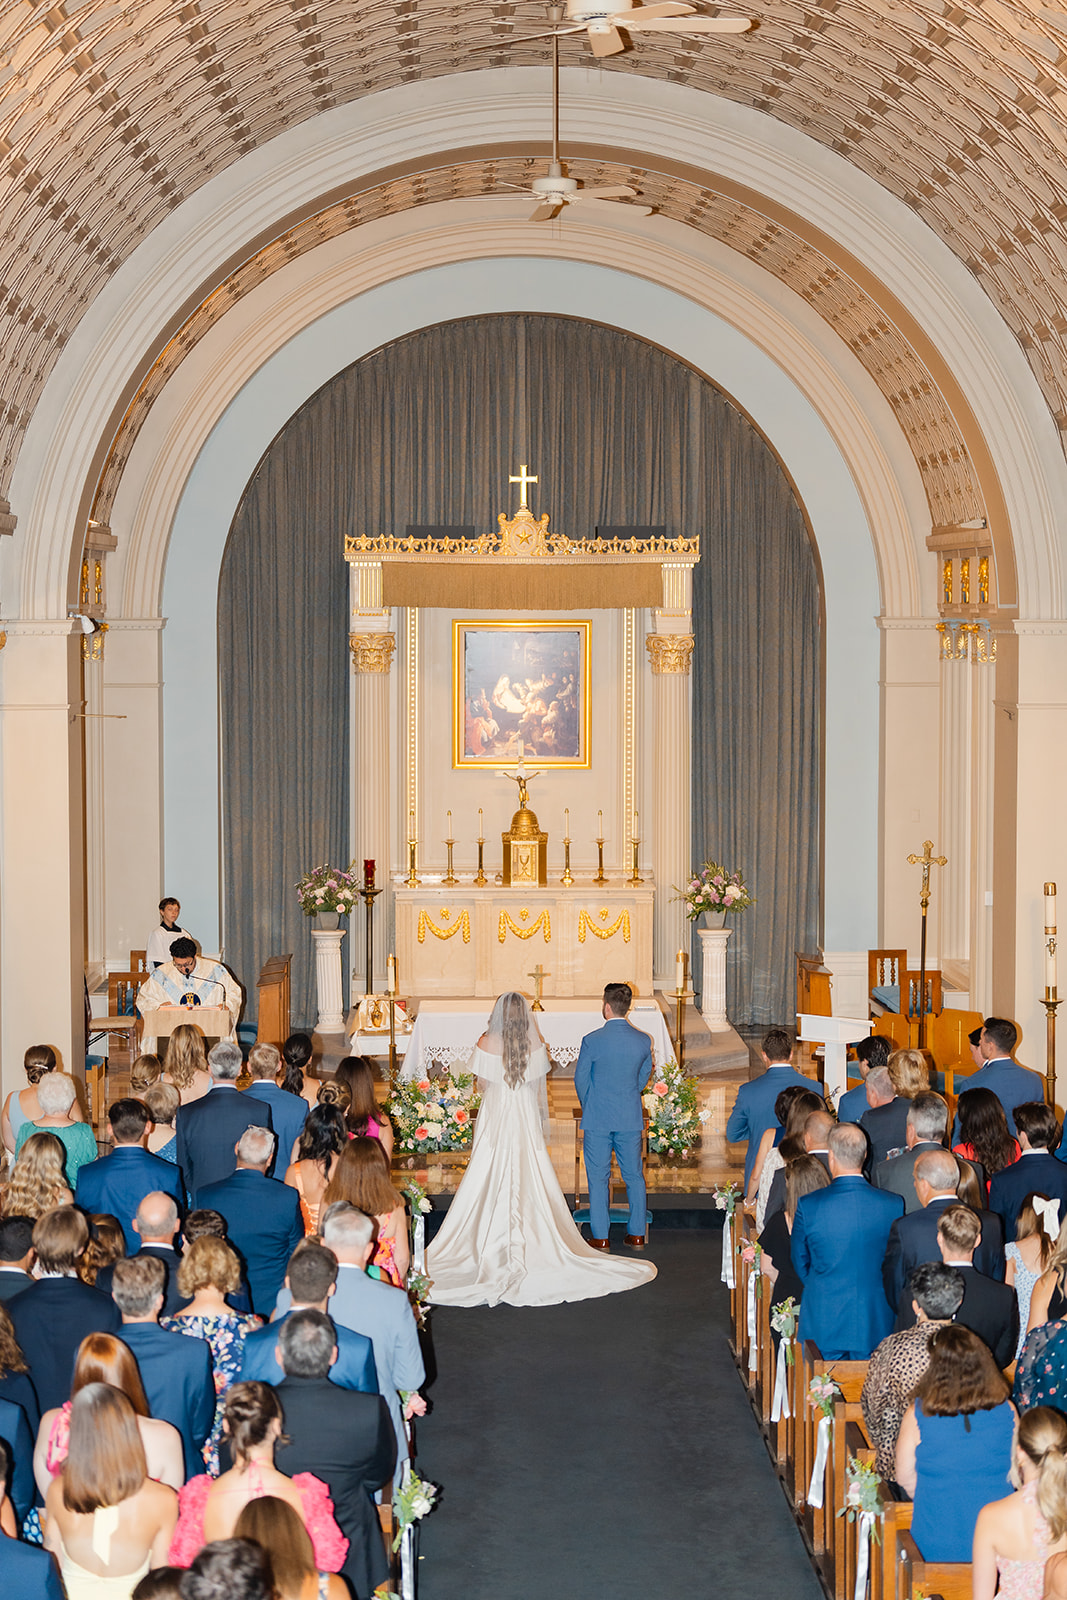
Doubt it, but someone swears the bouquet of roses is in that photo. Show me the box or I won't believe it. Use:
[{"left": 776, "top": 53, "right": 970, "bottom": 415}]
[
  {"left": 294, "top": 862, "right": 360, "bottom": 916},
  {"left": 387, "top": 1072, "right": 481, "bottom": 1153},
  {"left": 641, "top": 1058, "right": 708, "bottom": 1155},
  {"left": 674, "top": 860, "right": 754, "bottom": 920}
]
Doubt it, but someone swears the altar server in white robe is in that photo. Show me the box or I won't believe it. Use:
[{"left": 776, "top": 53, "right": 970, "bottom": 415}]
[
  {"left": 136, "top": 937, "right": 243, "bottom": 1053},
  {"left": 145, "top": 896, "right": 193, "bottom": 969}
]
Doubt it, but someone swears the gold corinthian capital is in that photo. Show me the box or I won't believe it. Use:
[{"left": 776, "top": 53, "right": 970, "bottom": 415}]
[
  {"left": 349, "top": 632, "right": 396, "bottom": 673},
  {"left": 645, "top": 633, "right": 695, "bottom": 674}
]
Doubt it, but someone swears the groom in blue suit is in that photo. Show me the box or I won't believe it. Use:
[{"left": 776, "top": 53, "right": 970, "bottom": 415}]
[{"left": 575, "top": 982, "right": 654, "bottom": 1250}]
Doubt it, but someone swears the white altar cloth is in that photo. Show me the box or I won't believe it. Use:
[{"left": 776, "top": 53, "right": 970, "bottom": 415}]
[{"left": 401, "top": 997, "right": 674, "bottom": 1079}]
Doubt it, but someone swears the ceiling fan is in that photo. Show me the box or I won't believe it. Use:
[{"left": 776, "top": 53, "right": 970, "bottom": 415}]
[
  {"left": 488, "top": 0, "right": 753, "bottom": 59},
  {"left": 490, "top": 36, "right": 654, "bottom": 220}
]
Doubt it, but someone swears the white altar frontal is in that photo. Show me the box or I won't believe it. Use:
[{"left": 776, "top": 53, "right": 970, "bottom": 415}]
[
  {"left": 395, "top": 883, "right": 654, "bottom": 1000},
  {"left": 401, "top": 996, "right": 673, "bottom": 1077}
]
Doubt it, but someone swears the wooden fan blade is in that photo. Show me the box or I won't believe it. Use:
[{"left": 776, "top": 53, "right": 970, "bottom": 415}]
[
  {"left": 616, "top": 3, "right": 695, "bottom": 20},
  {"left": 580, "top": 184, "right": 638, "bottom": 199},
  {"left": 530, "top": 202, "right": 562, "bottom": 221},
  {"left": 624, "top": 13, "right": 752, "bottom": 29},
  {"left": 589, "top": 24, "right": 626, "bottom": 54}
]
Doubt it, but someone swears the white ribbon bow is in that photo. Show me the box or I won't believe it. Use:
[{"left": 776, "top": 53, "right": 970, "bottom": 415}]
[
  {"left": 1035, "top": 1196, "right": 1061, "bottom": 1239},
  {"left": 413, "top": 1213, "right": 426, "bottom": 1274},
  {"left": 747, "top": 1273, "right": 759, "bottom": 1371},
  {"left": 807, "top": 1415, "right": 832, "bottom": 1507},
  {"left": 721, "top": 1224, "right": 735, "bottom": 1288},
  {"left": 853, "top": 1510, "right": 876, "bottom": 1600},
  {"left": 771, "top": 1339, "right": 792, "bottom": 1421}
]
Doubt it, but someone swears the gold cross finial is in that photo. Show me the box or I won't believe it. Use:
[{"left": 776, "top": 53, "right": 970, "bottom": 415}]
[
  {"left": 906, "top": 839, "right": 948, "bottom": 909},
  {"left": 509, "top": 464, "right": 538, "bottom": 511}
]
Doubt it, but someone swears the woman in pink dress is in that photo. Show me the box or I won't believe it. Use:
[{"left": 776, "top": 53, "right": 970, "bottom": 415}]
[
  {"left": 972, "top": 1405, "right": 1067, "bottom": 1599},
  {"left": 169, "top": 1383, "right": 347, "bottom": 1575}
]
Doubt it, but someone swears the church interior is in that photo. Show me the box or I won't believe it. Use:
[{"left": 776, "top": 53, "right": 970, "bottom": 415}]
[{"left": 3, "top": 0, "right": 1067, "bottom": 1589}]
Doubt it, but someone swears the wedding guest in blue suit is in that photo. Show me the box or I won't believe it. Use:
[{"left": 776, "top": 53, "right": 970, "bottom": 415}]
[
  {"left": 988, "top": 1101, "right": 1067, "bottom": 1241},
  {"left": 95, "top": 1191, "right": 185, "bottom": 1316},
  {"left": 239, "top": 1240, "right": 377, "bottom": 1392},
  {"left": 950, "top": 1018, "right": 1043, "bottom": 1140},
  {"left": 175, "top": 1041, "right": 271, "bottom": 1198},
  {"left": 726, "top": 1027, "right": 816, "bottom": 1191},
  {"left": 792, "top": 1121, "right": 905, "bottom": 1359},
  {"left": 196, "top": 1125, "right": 305, "bottom": 1314},
  {"left": 242, "top": 1043, "right": 308, "bottom": 1175},
  {"left": 575, "top": 982, "right": 655, "bottom": 1248},
  {"left": 6, "top": 1209, "right": 120, "bottom": 1413},
  {"left": 882, "top": 1147, "right": 1005, "bottom": 1314},
  {"left": 0, "top": 1441, "right": 65, "bottom": 1600},
  {"left": 113, "top": 1254, "right": 214, "bottom": 1478},
  {"left": 74, "top": 1099, "right": 184, "bottom": 1253},
  {"left": 837, "top": 1035, "right": 891, "bottom": 1124}
]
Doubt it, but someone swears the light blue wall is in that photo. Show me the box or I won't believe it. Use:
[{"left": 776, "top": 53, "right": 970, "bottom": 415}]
[{"left": 162, "top": 255, "right": 879, "bottom": 958}]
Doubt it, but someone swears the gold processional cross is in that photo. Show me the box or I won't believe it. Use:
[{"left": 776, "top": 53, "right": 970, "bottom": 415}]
[
  {"left": 905, "top": 838, "right": 947, "bottom": 1047},
  {"left": 509, "top": 463, "right": 538, "bottom": 510},
  {"left": 528, "top": 963, "right": 550, "bottom": 1011}
]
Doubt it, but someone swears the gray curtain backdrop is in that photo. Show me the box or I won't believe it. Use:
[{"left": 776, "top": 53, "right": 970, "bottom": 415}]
[{"left": 220, "top": 314, "right": 819, "bottom": 1027}]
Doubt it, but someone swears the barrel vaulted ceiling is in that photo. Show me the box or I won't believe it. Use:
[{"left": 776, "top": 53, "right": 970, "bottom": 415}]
[{"left": 4, "top": 0, "right": 1067, "bottom": 541}]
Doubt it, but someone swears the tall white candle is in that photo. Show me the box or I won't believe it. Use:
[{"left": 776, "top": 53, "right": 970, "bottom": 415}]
[
  {"left": 598, "top": 809, "right": 603, "bottom": 838},
  {"left": 408, "top": 809, "right": 415, "bottom": 843},
  {"left": 564, "top": 807, "right": 569, "bottom": 840},
  {"left": 446, "top": 809, "right": 453, "bottom": 842},
  {"left": 676, "top": 949, "right": 686, "bottom": 993},
  {"left": 478, "top": 807, "right": 484, "bottom": 842},
  {"left": 387, "top": 954, "right": 397, "bottom": 996},
  {"left": 1046, "top": 881, "right": 1058, "bottom": 994}
]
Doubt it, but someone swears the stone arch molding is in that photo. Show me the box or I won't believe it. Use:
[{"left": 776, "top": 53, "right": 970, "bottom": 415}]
[{"left": 8, "top": 69, "right": 1067, "bottom": 622}]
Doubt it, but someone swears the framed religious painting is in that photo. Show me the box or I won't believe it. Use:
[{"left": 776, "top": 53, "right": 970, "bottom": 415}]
[{"left": 452, "top": 620, "right": 591, "bottom": 768}]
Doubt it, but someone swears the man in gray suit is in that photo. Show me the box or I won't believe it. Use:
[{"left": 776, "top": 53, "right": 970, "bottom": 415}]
[
  {"left": 274, "top": 1202, "right": 424, "bottom": 1474},
  {"left": 874, "top": 1092, "right": 950, "bottom": 1213}
]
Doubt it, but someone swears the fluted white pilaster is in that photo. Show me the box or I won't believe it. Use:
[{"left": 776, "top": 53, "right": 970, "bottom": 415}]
[{"left": 647, "top": 622, "right": 693, "bottom": 991}]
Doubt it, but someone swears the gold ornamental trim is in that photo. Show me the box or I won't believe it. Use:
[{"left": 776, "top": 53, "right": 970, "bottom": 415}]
[
  {"left": 417, "top": 909, "right": 471, "bottom": 943},
  {"left": 577, "top": 909, "right": 631, "bottom": 943},
  {"left": 498, "top": 909, "right": 551, "bottom": 944},
  {"left": 936, "top": 621, "right": 997, "bottom": 663},
  {"left": 645, "top": 633, "right": 695, "bottom": 675},
  {"left": 349, "top": 631, "right": 396, "bottom": 673},
  {"left": 345, "top": 511, "right": 699, "bottom": 565}
]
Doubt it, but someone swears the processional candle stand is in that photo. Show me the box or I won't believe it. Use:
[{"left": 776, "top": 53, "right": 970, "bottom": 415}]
[
  {"left": 905, "top": 838, "right": 947, "bottom": 1048},
  {"left": 670, "top": 950, "right": 690, "bottom": 1072},
  {"left": 1044, "top": 882, "right": 1060, "bottom": 1107},
  {"left": 359, "top": 861, "right": 382, "bottom": 996}
]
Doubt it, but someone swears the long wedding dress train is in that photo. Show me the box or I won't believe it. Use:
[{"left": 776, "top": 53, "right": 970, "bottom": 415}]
[{"left": 425, "top": 1044, "right": 657, "bottom": 1308}]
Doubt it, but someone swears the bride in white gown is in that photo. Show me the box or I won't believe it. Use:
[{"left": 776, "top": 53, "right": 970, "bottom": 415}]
[{"left": 425, "top": 992, "right": 657, "bottom": 1307}]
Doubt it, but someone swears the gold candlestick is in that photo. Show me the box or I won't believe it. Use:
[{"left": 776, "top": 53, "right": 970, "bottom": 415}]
[
  {"left": 474, "top": 808, "right": 487, "bottom": 885},
  {"left": 1045, "top": 996, "right": 1060, "bottom": 1109},
  {"left": 561, "top": 808, "right": 574, "bottom": 886},
  {"left": 444, "top": 841, "right": 458, "bottom": 886},
  {"left": 628, "top": 835, "right": 643, "bottom": 885},
  {"left": 594, "top": 838, "right": 606, "bottom": 884},
  {"left": 406, "top": 838, "right": 419, "bottom": 887}
]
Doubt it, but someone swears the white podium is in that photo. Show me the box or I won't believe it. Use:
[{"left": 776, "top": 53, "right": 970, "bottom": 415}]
[
  {"left": 311, "top": 928, "right": 346, "bottom": 1033},
  {"left": 797, "top": 1012, "right": 872, "bottom": 1100}
]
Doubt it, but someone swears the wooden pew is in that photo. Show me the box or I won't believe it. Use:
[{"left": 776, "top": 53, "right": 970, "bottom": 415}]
[
  {"left": 895, "top": 1526, "right": 972, "bottom": 1600},
  {"left": 800, "top": 1342, "right": 868, "bottom": 1583}
]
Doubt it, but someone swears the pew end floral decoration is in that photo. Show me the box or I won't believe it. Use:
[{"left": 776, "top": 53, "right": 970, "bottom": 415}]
[
  {"left": 837, "top": 1456, "right": 884, "bottom": 1542},
  {"left": 295, "top": 862, "right": 359, "bottom": 916},
  {"left": 808, "top": 1373, "right": 842, "bottom": 1419},
  {"left": 770, "top": 1296, "right": 799, "bottom": 1365},
  {"left": 674, "top": 860, "right": 754, "bottom": 921},
  {"left": 388, "top": 1072, "right": 481, "bottom": 1153},
  {"left": 642, "top": 1058, "right": 708, "bottom": 1156},
  {"left": 713, "top": 1182, "right": 742, "bottom": 1216},
  {"left": 392, "top": 1468, "right": 440, "bottom": 1552}
]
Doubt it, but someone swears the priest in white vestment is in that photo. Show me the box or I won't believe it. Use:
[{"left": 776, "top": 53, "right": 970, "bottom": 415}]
[{"left": 136, "top": 936, "right": 243, "bottom": 1053}]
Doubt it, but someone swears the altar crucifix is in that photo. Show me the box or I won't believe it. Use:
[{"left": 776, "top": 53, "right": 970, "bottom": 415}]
[
  {"left": 509, "top": 463, "right": 538, "bottom": 510},
  {"left": 528, "top": 963, "right": 550, "bottom": 1010},
  {"left": 906, "top": 838, "right": 948, "bottom": 1046}
]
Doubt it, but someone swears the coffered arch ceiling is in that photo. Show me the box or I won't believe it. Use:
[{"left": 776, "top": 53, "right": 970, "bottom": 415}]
[{"left": 5, "top": 0, "right": 1067, "bottom": 590}]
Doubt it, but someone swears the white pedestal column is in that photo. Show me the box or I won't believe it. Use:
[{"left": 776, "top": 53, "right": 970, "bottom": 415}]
[
  {"left": 350, "top": 621, "right": 394, "bottom": 999},
  {"left": 311, "top": 928, "right": 346, "bottom": 1032},
  {"left": 646, "top": 626, "right": 693, "bottom": 990},
  {"left": 698, "top": 926, "right": 733, "bottom": 1032}
]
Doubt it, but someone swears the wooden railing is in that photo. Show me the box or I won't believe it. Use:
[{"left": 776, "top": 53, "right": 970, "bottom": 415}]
[{"left": 727, "top": 1206, "right": 973, "bottom": 1600}]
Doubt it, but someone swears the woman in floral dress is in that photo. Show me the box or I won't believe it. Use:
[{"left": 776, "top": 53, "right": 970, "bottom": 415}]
[{"left": 160, "top": 1236, "right": 261, "bottom": 1473}]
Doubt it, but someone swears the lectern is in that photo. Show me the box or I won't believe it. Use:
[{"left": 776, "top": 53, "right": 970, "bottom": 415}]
[{"left": 797, "top": 1012, "right": 872, "bottom": 1100}]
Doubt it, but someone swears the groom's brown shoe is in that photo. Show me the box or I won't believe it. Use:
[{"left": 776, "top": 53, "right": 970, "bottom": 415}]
[
  {"left": 588, "top": 1237, "right": 611, "bottom": 1251},
  {"left": 624, "top": 1234, "right": 647, "bottom": 1249}
]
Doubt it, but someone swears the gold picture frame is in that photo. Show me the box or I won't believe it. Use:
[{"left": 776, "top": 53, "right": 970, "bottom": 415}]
[{"left": 453, "top": 620, "right": 591, "bottom": 769}]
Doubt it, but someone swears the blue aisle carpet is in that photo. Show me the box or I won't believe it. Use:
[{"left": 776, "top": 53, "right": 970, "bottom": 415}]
[{"left": 414, "top": 1228, "right": 824, "bottom": 1599}]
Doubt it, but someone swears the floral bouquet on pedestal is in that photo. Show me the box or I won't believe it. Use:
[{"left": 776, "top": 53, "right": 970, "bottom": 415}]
[
  {"left": 387, "top": 1072, "right": 481, "bottom": 1153},
  {"left": 295, "top": 862, "right": 360, "bottom": 916},
  {"left": 642, "top": 1058, "right": 709, "bottom": 1156},
  {"left": 674, "top": 860, "right": 754, "bottom": 921}
]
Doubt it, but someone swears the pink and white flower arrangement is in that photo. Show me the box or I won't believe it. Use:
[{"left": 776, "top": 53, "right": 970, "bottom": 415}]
[
  {"left": 641, "top": 1058, "right": 708, "bottom": 1156},
  {"left": 388, "top": 1071, "right": 481, "bottom": 1153},
  {"left": 295, "top": 862, "right": 360, "bottom": 916},
  {"left": 674, "top": 860, "right": 754, "bottom": 921}
]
